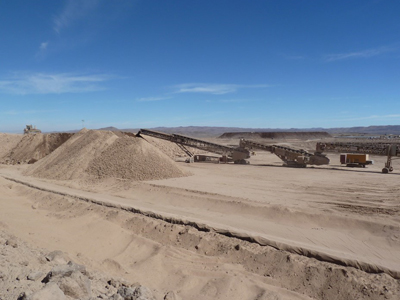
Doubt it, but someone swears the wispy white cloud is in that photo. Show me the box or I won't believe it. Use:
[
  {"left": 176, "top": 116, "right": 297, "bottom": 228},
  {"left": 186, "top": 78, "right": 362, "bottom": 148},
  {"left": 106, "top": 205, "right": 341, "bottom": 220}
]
[
  {"left": 39, "top": 42, "right": 49, "bottom": 50},
  {"left": 174, "top": 83, "right": 270, "bottom": 95},
  {"left": 136, "top": 96, "right": 172, "bottom": 102},
  {"left": 0, "top": 72, "right": 112, "bottom": 95},
  {"left": 324, "top": 46, "right": 396, "bottom": 62},
  {"left": 53, "top": 0, "right": 99, "bottom": 33},
  {"left": 35, "top": 41, "right": 50, "bottom": 60}
]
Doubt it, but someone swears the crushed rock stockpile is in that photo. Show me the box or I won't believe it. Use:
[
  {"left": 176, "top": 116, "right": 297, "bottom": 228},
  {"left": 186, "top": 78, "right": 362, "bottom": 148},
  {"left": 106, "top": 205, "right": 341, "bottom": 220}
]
[
  {"left": 25, "top": 129, "right": 120, "bottom": 180},
  {"left": 87, "top": 136, "right": 187, "bottom": 181},
  {"left": 219, "top": 131, "right": 331, "bottom": 139},
  {"left": 0, "top": 133, "right": 23, "bottom": 162},
  {"left": 2, "top": 133, "right": 73, "bottom": 164},
  {"left": 25, "top": 129, "right": 186, "bottom": 182}
]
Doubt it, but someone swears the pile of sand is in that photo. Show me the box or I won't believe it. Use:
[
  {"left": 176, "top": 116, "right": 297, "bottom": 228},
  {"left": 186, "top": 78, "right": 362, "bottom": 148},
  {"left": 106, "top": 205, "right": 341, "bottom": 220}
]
[
  {"left": 25, "top": 129, "right": 119, "bottom": 180},
  {"left": 0, "top": 133, "right": 23, "bottom": 163},
  {"left": 87, "top": 136, "right": 187, "bottom": 181},
  {"left": 26, "top": 129, "right": 186, "bottom": 182},
  {"left": 1, "top": 133, "right": 73, "bottom": 164}
]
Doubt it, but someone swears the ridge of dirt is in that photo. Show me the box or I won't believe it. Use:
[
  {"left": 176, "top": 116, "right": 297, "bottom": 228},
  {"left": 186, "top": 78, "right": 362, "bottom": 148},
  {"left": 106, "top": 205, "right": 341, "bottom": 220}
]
[
  {"left": 1, "top": 133, "right": 73, "bottom": 165},
  {"left": 0, "top": 133, "right": 23, "bottom": 162},
  {"left": 4, "top": 179, "right": 399, "bottom": 300},
  {"left": 4, "top": 175, "right": 400, "bottom": 282}
]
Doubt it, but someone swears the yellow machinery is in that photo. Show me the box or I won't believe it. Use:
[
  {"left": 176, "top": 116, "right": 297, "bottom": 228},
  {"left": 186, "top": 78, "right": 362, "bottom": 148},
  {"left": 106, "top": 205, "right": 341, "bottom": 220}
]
[
  {"left": 318, "top": 142, "right": 399, "bottom": 173},
  {"left": 340, "top": 153, "right": 373, "bottom": 168}
]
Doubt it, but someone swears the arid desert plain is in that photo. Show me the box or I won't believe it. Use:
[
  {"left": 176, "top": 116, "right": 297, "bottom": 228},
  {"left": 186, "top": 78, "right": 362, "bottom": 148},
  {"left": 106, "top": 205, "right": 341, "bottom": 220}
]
[{"left": 0, "top": 129, "right": 399, "bottom": 300}]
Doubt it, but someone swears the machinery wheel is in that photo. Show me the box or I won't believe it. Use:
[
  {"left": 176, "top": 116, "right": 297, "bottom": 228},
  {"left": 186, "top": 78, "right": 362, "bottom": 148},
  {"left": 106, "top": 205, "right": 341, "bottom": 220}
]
[
  {"left": 389, "top": 167, "right": 394, "bottom": 172},
  {"left": 382, "top": 168, "right": 389, "bottom": 174}
]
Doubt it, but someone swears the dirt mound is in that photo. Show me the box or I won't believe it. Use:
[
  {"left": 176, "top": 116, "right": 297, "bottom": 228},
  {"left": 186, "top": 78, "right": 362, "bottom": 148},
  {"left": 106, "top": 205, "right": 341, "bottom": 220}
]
[
  {"left": 0, "top": 133, "right": 23, "bottom": 162},
  {"left": 26, "top": 129, "right": 186, "bottom": 182},
  {"left": 219, "top": 131, "right": 331, "bottom": 139},
  {"left": 87, "top": 136, "right": 187, "bottom": 181},
  {"left": 25, "top": 129, "right": 119, "bottom": 180},
  {"left": 2, "top": 133, "right": 73, "bottom": 164}
]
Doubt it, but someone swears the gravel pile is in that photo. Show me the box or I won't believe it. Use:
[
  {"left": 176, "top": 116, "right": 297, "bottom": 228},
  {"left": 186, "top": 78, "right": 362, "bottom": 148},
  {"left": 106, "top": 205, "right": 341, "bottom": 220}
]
[
  {"left": 87, "top": 136, "right": 186, "bottom": 181},
  {"left": 26, "top": 129, "right": 186, "bottom": 182},
  {"left": 25, "top": 129, "right": 119, "bottom": 180}
]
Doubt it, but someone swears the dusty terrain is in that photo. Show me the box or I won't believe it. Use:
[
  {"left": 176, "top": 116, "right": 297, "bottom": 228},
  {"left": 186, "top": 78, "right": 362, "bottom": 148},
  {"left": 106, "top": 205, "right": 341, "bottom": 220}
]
[{"left": 0, "top": 130, "right": 399, "bottom": 299}]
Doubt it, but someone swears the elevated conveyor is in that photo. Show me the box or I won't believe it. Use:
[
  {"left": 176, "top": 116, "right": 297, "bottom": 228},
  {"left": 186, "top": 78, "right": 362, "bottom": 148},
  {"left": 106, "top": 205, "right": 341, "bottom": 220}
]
[
  {"left": 240, "top": 139, "right": 330, "bottom": 167},
  {"left": 319, "top": 142, "right": 400, "bottom": 156},
  {"left": 136, "top": 129, "right": 250, "bottom": 163}
]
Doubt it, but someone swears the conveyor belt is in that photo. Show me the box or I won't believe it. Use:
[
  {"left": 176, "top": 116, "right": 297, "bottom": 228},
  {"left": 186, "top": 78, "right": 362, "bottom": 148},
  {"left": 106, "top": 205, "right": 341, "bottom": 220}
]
[
  {"left": 239, "top": 139, "right": 330, "bottom": 166},
  {"left": 137, "top": 129, "right": 250, "bottom": 160},
  {"left": 322, "top": 142, "right": 400, "bottom": 156},
  {"left": 240, "top": 139, "right": 312, "bottom": 157}
]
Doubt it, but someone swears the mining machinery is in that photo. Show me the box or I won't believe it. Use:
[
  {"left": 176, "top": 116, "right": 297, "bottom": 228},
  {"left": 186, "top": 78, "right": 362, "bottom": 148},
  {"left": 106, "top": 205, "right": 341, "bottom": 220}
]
[
  {"left": 136, "top": 129, "right": 250, "bottom": 164},
  {"left": 339, "top": 153, "right": 373, "bottom": 168},
  {"left": 23, "top": 125, "right": 41, "bottom": 134},
  {"left": 317, "top": 142, "right": 400, "bottom": 173},
  {"left": 137, "top": 129, "right": 330, "bottom": 167},
  {"left": 239, "top": 139, "right": 330, "bottom": 167}
]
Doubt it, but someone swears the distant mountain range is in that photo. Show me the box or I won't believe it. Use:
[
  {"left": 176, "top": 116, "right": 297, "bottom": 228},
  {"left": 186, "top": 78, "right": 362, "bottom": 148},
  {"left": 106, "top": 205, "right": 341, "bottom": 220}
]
[
  {"left": 51, "top": 125, "right": 400, "bottom": 137},
  {"left": 96, "top": 125, "right": 400, "bottom": 137}
]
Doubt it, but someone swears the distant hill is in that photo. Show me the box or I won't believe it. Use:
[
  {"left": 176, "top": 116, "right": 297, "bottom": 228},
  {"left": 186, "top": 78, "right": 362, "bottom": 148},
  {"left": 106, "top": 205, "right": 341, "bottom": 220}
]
[
  {"left": 45, "top": 125, "right": 400, "bottom": 137},
  {"left": 124, "top": 125, "right": 400, "bottom": 137},
  {"left": 97, "top": 126, "right": 121, "bottom": 131},
  {"left": 325, "top": 125, "right": 400, "bottom": 135},
  {"left": 123, "top": 126, "right": 333, "bottom": 138},
  {"left": 219, "top": 131, "right": 331, "bottom": 139}
]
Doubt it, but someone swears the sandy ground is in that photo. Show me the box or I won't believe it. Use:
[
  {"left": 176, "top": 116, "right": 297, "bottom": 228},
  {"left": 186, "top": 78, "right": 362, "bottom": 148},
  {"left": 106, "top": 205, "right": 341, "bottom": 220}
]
[{"left": 0, "top": 135, "right": 399, "bottom": 299}]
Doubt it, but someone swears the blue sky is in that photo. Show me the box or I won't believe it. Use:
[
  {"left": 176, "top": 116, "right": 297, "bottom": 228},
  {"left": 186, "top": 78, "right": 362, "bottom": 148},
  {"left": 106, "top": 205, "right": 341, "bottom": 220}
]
[{"left": 1, "top": 0, "right": 399, "bottom": 133}]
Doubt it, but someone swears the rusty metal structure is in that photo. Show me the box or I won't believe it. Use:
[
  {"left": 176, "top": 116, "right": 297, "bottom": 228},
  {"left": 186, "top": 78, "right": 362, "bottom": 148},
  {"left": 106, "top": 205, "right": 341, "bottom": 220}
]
[
  {"left": 137, "top": 129, "right": 330, "bottom": 167},
  {"left": 136, "top": 129, "right": 250, "bottom": 164},
  {"left": 239, "top": 139, "right": 330, "bottom": 167}
]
